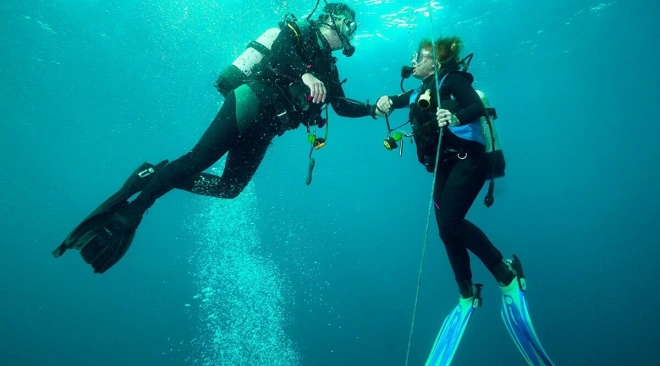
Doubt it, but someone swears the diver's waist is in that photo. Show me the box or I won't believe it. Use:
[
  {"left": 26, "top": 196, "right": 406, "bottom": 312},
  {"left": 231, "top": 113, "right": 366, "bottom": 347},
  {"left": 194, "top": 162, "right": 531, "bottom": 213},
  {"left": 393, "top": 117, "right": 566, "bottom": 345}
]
[{"left": 442, "top": 131, "right": 485, "bottom": 153}]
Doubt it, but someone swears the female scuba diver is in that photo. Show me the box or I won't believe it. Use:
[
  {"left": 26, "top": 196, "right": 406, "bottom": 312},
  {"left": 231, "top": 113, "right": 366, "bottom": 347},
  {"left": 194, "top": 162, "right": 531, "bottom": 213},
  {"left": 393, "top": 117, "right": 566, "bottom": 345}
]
[
  {"left": 374, "top": 38, "right": 554, "bottom": 365},
  {"left": 53, "top": 2, "right": 380, "bottom": 274}
]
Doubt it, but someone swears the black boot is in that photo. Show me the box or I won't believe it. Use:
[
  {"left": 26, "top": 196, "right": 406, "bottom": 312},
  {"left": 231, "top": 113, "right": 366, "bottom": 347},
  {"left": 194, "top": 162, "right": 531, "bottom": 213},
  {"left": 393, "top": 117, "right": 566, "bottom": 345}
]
[
  {"left": 489, "top": 259, "right": 516, "bottom": 287},
  {"left": 457, "top": 280, "right": 475, "bottom": 299}
]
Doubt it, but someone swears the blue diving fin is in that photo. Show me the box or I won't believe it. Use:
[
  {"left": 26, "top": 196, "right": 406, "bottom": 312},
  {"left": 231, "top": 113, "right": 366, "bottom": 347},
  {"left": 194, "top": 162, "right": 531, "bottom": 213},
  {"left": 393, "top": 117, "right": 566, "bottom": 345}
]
[
  {"left": 500, "top": 255, "right": 554, "bottom": 366},
  {"left": 425, "top": 284, "right": 483, "bottom": 366}
]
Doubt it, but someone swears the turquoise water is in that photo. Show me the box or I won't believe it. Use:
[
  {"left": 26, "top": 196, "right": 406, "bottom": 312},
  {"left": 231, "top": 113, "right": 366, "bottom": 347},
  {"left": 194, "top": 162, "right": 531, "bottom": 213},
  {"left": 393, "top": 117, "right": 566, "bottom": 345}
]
[{"left": 2, "top": 0, "right": 659, "bottom": 365}]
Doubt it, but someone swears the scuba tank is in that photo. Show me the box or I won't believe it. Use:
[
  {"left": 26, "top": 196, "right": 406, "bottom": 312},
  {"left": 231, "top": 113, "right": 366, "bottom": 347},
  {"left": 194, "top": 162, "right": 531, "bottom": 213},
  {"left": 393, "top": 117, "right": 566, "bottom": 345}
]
[
  {"left": 213, "top": 1, "right": 356, "bottom": 98},
  {"left": 213, "top": 28, "right": 282, "bottom": 97},
  {"left": 475, "top": 90, "right": 505, "bottom": 179}
]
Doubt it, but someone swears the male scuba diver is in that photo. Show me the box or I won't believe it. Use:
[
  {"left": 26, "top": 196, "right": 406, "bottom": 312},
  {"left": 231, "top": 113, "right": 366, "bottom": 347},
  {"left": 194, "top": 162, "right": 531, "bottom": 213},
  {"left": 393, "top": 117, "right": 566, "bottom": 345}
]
[
  {"left": 53, "top": 2, "right": 379, "bottom": 274},
  {"left": 374, "top": 38, "right": 554, "bottom": 365}
]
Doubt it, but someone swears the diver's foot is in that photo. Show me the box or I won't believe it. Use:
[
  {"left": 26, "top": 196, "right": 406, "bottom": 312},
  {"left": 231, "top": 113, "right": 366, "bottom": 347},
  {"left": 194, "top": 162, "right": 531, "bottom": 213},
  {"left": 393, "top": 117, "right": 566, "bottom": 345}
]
[
  {"left": 490, "top": 257, "right": 517, "bottom": 288},
  {"left": 457, "top": 280, "right": 481, "bottom": 299},
  {"left": 80, "top": 202, "right": 147, "bottom": 273},
  {"left": 499, "top": 255, "right": 554, "bottom": 365},
  {"left": 53, "top": 160, "right": 168, "bottom": 273},
  {"left": 498, "top": 254, "right": 527, "bottom": 294},
  {"left": 498, "top": 254, "right": 527, "bottom": 289},
  {"left": 426, "top": 283, "right": 483, "bottom": 366}
]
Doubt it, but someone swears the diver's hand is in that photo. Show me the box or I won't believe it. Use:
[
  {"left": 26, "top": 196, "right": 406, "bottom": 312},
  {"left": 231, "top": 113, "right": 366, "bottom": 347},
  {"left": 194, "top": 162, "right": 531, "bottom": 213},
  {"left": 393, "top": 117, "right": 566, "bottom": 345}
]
[
  {"left": 376, "top": 96, "right": 393, "bottom": 116},
  {"left": 302, "top": 73, "right": 326, "bottom": 103},
  {"left": 437, "top": 108, "right": 459, "bottom": 127}
]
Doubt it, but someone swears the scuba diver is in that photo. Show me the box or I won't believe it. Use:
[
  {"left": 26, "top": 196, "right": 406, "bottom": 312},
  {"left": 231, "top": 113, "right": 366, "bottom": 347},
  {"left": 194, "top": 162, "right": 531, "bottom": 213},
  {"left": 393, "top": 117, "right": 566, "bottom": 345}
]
[
  {"left": 52, "top": 2, "right": 379, "bottom": 274},
  {"left": 374, "top": 37, "right": 554, "bottom": 365}
]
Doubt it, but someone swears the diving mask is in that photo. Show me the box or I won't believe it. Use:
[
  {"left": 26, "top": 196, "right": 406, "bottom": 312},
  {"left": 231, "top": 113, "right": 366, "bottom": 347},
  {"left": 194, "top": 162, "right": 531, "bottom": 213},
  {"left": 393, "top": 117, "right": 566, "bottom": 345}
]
[
  {"left": 411, "top": 46, "right": 432, "bottom": 68},
  {"left": 338, "top": 17, "right": 357, "bottom": 38},
  {"left": 334, "top": 16, "right": 357, "bottom": 56}
]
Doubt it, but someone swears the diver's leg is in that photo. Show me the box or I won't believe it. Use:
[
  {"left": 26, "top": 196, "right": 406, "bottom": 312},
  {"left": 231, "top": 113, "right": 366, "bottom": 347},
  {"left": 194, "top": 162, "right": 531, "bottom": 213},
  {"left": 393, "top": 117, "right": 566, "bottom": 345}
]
[
  {"left": 425, "top": 153, "right": 491, "bottom": 366},
  {"left": 177, "top": 114, "right": 281, "bottom": 198},
  {"left": 433, "top": 155, "right": 474, "bottom": 298},
  {"left": 129, "top": 84, "right": 259, "bottom": 210},
  {"left": 56, "top": 85, "right": 263, "bottom": 274},
  {"left": 427, "top": 164, "right": 483, "bottom": 366},
  {"left": 435, "top": 152, "right": 514, "bottom": 287}
]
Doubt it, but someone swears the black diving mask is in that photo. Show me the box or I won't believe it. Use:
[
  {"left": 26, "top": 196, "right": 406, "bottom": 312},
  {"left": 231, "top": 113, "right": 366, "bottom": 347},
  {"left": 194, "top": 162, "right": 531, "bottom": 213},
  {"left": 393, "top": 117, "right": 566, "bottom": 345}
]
[
  {"left": 341, "top": 19, "right": 357, "bottom": 56},
  {"left": 325, "top": 12, "right": 357, "bottom": 57},
  {"left": 341, "top": 18, "right": 357, "bottom": 38}
]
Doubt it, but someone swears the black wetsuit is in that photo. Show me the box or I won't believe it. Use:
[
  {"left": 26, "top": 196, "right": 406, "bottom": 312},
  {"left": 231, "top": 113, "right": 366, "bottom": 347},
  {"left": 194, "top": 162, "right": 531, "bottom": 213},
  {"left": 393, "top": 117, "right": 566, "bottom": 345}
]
[
  {"left": 129, "top": 20, "right": 374, "bottom": 210},
  {"left": 385, "top": 69, "right": 512, "bottom": 295}
]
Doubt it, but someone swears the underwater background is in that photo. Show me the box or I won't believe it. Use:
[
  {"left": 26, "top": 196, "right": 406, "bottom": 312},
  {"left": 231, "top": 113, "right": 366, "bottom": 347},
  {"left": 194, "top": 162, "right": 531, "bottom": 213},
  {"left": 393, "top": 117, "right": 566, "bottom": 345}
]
[{"left": 2, "top": 0, "right": 659, "bottom": 365}]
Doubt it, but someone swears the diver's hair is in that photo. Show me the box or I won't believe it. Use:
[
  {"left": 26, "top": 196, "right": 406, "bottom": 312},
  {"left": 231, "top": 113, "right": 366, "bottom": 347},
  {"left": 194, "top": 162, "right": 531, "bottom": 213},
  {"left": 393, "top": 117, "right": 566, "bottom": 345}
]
[
  {"left": 318, "top": 2, "right": 356, "bottom": 21},
  {"left": 434, "top": 36, "right": 463, "bottom": 65},
  {"left": 418, "top": 38, "right": 433, "bottom": 52}
]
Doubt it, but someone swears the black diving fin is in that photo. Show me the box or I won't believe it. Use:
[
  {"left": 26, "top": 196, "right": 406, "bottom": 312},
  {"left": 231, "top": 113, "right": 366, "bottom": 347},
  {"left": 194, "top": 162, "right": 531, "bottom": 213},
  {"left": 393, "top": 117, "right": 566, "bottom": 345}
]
[{"left": 52, "top": 160, "right": 168, "bottom": 273}]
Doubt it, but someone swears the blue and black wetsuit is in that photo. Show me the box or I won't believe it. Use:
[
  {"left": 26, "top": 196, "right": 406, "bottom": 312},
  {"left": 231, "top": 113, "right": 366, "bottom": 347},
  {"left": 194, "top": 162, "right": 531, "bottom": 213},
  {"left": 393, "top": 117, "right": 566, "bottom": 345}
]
[
  {"left": 130, "top": 20, "right": 375, "bottom": 210},
  {"left": 385, "top": 69, "right": 513, "bottom": 296}
]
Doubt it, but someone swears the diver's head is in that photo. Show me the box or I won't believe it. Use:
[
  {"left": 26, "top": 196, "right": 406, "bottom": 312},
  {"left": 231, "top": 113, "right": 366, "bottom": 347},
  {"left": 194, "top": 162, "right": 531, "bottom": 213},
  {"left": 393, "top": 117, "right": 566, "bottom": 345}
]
[
  {"left": 410, "top": 36, "right": 464, "bottom": 79},
  {"left": 411, "top": 38, "right": 435, "bottom": 79},
  {"left": 317, "top": 2, "right": 357, "bottom": 56}
]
